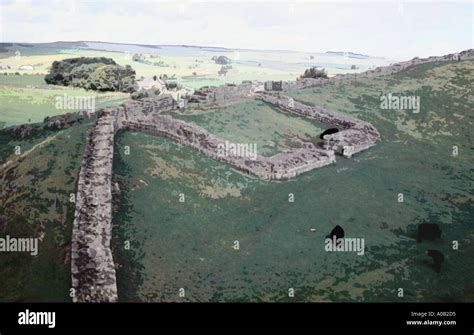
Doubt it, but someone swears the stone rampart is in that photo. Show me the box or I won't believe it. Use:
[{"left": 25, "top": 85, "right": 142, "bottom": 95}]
[{"left": 71, "top": 112, "right": 118, "bottom": 302}]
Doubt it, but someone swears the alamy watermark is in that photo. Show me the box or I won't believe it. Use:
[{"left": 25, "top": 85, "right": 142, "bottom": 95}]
[
  {"left": 325, "top": 236, "right": 365, "bottom": 256},
  {"left": 55, "top": 94, "right": 96, "bottom": 112},
  {"left": 380, "top": 93, "right": 420, "bottom": 113},
  {"left": 0, "top": 235, "right": 38, "bottom": 256},
  {"left": 217, "top": 140, "right": 258, "bottom": 161},
  {"left": 18, "top": 309, "right": 55, "bottom": 328}
]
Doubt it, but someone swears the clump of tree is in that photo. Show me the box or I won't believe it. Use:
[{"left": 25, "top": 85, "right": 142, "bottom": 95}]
[
  {"left": 45, "top": 57, "right": 138, "bottom": 93},
  {"left": 132, "top": 53, "right": 167, "bottom": 67},
  {"left": 165, "top": 82, "right": 178, "bottom": 90},
  {"left": 300, "top": 67, "right": 328, "bottom": 79},
  {"left": 218, "top": 65, "right": 232, "bottom": 76},
  {"left": 212, "top": 55, "right": 232, "bottom": 65}
]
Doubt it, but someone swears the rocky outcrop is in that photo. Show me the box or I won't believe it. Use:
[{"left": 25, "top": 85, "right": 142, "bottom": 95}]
[{"left": 71, "top": 112, "right": 117, "bottom": 302}]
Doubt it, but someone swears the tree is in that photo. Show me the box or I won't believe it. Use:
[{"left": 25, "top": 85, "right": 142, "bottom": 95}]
[
  {"left": 300, "top": 67, "right": 328, "bottom": 79},
  {"left": 214, "top": 55, "right": 231, "bottom": 65},
  {"left": 45, "top": 57, "right": 138, "bottom": 93},
  {"left": 132, "top": 53, "right": 142, "bottom": 62}
]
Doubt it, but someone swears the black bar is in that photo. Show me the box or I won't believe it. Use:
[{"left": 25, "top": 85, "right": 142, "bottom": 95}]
[{"left": 0, "top": 303, "right": 472, "bottom": 331}]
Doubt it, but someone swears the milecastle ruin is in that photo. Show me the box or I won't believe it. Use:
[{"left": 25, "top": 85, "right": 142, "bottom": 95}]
[{"left": 70, "top": 50, "right": 473, "bottom": 302}]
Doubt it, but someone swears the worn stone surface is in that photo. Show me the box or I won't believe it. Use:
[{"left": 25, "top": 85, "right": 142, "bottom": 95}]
[{"left": 71, "top": 112, "right": 117, "bottom": 302}]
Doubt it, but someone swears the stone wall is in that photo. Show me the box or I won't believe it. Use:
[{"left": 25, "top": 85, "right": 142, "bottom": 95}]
[
  {"left": 280, "top": 49, "right": 474, "bottom": 90},
  {"left": 120, "top": 113, "right": 336, "bottom": 180},
  {"left": 256, "top": 92, "right": 380, "bottom": 158},
  {"left": 71, "top": 112, "right": 118, "bottom": 302},
  {"left": 187, "top": 82, "right": 258, "bottom": 106}
]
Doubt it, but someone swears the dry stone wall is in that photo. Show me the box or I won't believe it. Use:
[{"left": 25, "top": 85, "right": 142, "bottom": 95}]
[
  {"left": 121, "top": 113, "right": 336, "bottom": 180},
  {"left": 257, "top": 92, "right": 380, "bottom": 157},
  {"left": 71, "top": 112, "right": 117, "bottom": 302},
  {"left": 282, "top": 49, "right": 474, "bottom": 90}
]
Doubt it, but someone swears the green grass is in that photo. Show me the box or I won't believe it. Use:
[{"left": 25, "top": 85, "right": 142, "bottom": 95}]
[
  {"left": 171, "top": 100, "right": 325, "bottom": 156},
  {"left": 285, "top": 60, "right": 474, "bottom": 143},
  {"left": 111, "top": 59, "right": 474, "bottom": 302},
  {"left": 1, "top": 58, "right": 473, "bottom": 302},
  {"left": 0, "top": 121, "right": 94, "bottom": 302},
  {"left": 0, "top": 74, "right": 129, "bottom": 128},
  {"left": 0, "top": 45, "right": 390, "bottom": 90}
]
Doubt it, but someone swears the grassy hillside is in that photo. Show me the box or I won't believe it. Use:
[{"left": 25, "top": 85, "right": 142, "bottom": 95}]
[
  {"left": 170, "top": 99, "right": 325, "bottom": 157},
  {"left": 0, "top": 74, "right": 129, "bottom": 128},
  {"left": 112, "top": 60, "right": 474, "bottom": 302},
  {"left": 0, "top": 58, "right": 472, "bottom": 302},
  {"left": 0, "top": 120, "right": 95, "bottom": 302}
]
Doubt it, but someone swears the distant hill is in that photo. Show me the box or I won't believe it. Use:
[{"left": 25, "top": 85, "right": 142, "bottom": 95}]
[{"left": 325, "top": 51, "right": 372, "bottom": 59}]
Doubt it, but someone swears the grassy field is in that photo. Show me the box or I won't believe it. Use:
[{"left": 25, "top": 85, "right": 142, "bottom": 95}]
[
  {"left": 285, "top": 60, "right": 474, "bottom": 143},
  {"left": 0, "top": 44, "right": 390, "bottom": 89},
  {"left": 112, "top": 59, "right": 474, "bottom": 302},
  {"left": 0, "top": 57, "right": 472, "bottom": 302},
  {"left": 0, "top": 49, "right": 297, "bottom": 88},
  {"left": 0, "top": 120, "right": 95, "bottom": 302},
  {"left": 0, "top": 74, "right": 129, "bottom": 128},
  {"left": 170, "top": 100, "right": 325, "bottom": 156}
]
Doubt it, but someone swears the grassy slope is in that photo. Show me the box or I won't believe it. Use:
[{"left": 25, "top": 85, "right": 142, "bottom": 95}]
[
  {"left": 0, "top": 74, "right": 129, "bottom": 128},
  {"left": 0, "top": 120, "right": 94, "bottom": 302},
  {"left": 283, "top": 60, "right": 474, "bottom": 301},
  {"left": 170, "top": 100, "right": 325, "bottom": 156},
  {"left": 0, "top": 59, "right": 472, "bottom": 302},
  {"left": 112, "top": 60, "right": 474, "bottom": 302}
]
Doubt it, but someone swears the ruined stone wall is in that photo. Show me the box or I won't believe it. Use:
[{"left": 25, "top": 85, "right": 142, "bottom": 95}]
[
  {"left": 188, "top": 82, "right": 257, "bottom": 106},
  {"left": 257, "top": 92, "right": 380, "bottom": 157},
  {"left": 71, "top": 112, "right": 118, "bottom": 302},
  {"left": 120, "top": 112, "right": 335, "bottom": 180},
  {"left": 256, "top": 92, "right": 360, "bottom": 129},
  {"left": 281, "top": 49, "right": 474, "bottom": 90}
]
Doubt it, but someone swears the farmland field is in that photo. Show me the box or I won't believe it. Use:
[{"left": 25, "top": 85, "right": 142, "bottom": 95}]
[
  {"left": 0, "top": 74, "right": 129, "bottom": 128},
  {"left": 0, "top": 42, "right": 391, "bottom": 90}
]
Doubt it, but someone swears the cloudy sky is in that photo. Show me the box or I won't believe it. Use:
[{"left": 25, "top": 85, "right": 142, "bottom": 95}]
[{"left": 0, "top": 0, "right": 472, "bottom": 59}]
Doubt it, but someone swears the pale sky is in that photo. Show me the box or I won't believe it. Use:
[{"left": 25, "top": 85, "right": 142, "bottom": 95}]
[{"left": 0, "top": 0, "right": 472, "bottom": 59}]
